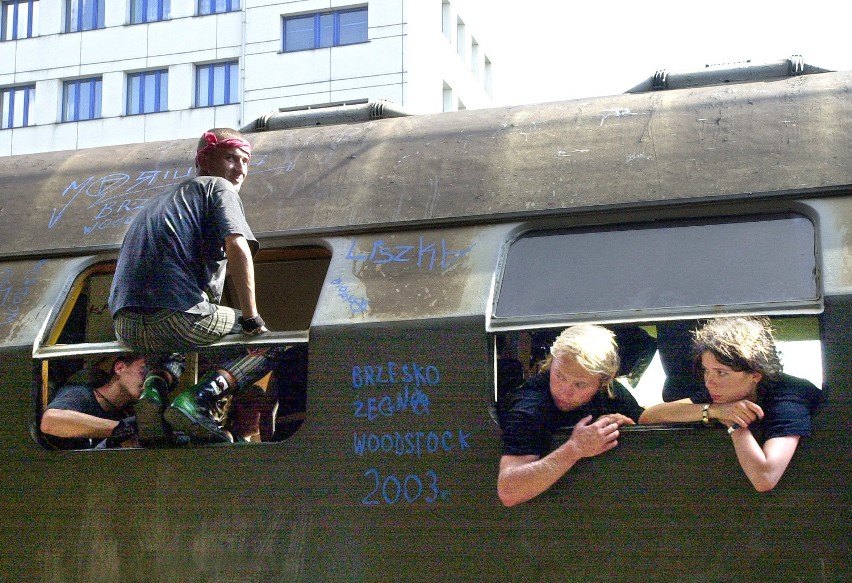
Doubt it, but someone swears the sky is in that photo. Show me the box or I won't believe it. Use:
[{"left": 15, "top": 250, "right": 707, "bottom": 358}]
[{"left": 460, "top": 0, "right": 852, "bottom": 107}]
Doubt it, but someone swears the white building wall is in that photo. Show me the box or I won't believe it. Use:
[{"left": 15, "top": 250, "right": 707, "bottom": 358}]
[{"left": 1, "top": 0, "right": 493, "bottom": 157}]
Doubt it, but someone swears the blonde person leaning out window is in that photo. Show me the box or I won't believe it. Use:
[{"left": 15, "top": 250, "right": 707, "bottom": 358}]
[{"left": 640, "top": 317, "right": 823, "bottom": 492}]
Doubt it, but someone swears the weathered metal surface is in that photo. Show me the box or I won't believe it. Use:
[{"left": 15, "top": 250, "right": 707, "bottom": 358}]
[{"left": 1, "top": 71, "right": 849, "bottom": 258}]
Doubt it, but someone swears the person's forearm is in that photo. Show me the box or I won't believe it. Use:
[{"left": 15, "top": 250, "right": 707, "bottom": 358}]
[
  {"left": 731, "top": 431, "right": 797, "bottom": 492},
  {"left": 639, "top": 401, "right": 701, "bottom": 424},
  {"left": 40, "top": 410, "right": 117, "bottom": 438},
  {"left": 225, "top": 235, "right": 259, "bottom": 317},
  {"left": 498, "top": 443, "right": 582, "bottom": 507}
]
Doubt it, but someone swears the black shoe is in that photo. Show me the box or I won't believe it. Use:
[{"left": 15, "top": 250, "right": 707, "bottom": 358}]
[{"left": 163, "top": 373, "right": 233, "bottom": 444}]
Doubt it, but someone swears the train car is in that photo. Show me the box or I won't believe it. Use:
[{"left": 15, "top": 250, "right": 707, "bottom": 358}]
[{"left": 0, "top": 63, "right": 849, "bottom": 582}]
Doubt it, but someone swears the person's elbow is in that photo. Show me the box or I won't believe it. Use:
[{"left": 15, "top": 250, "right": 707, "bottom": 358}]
[
  {"left": 497, "top": 483, "right": 524, "bottom": 507},
  {"left": 497, "top": 473, "right": 533, "bottom": 507},
  {"left": 750, "top": 473, "right": 782, "bottom": 493},
  {"left": 40, "top": 410, "right": 60, "bottom": 436}
]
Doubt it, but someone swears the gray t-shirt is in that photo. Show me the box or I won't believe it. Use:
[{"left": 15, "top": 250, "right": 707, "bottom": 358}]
[{"left": 109, "top": 176, "right": 257, "bottom": 316}]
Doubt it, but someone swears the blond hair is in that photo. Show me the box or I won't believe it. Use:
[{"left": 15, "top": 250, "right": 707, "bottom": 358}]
[{"left": 541, "top": 324, "right": 620, "bottom": 396}]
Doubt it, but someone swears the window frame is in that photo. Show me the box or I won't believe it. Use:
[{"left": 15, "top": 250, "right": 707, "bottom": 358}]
[
  {"left": 194, "top": 61, "right": 239, "bottom": 108},
  {"left": 65, "top": 0, "right": 104, "bottom": 33},
  {"left": 1, "top": 0, "right": 38, "bottom": 40},
  {"left": 126, "top": 69, "right": 168, "bottom": 115},
  {"left": 130, "top": 0, "right": 169, "bottom": 24},
  {"left": 62, "top": 77, "right": 102, "bottom": 122},
  {"left": 1, "top": 84, "right": 35, "bottom": 129},
  {"left": 197, "top": 0, "right": 239, "bottom": 16},
  {"left": 282, "top": 6, "right": 368, "bottom": 53}
]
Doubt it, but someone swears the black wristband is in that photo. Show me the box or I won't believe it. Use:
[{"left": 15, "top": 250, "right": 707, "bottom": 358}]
[
  {"left": 111, "top": 416, "right": 138, "bottom": 442},
  {"left": 239, "top": 315, "right": 266, "bottom": 333}
]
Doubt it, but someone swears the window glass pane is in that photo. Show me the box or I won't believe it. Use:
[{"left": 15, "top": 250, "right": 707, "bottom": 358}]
[
  {"left": 318, "top": 12, "right": 333, "bottom": 48},
  {"left": 494, "top": 216, "right": 819, "bottom": 322},
  {"left": 0, "top": 90, "right": 9, "bottom": 129},
  {"left": 143, "top": 73, "right": 157, "bottom": 112},
  {"left": 227, "top": 62, "right": 237, "bottom": 104},
  {"left": 160, "top": 72, "right": 168, "bottom": 109},
  {"left": 128, "top": 74, "right": 142, "bottom": 114},
  {"left": 78, "top": 81, "right": 91, "bottom": 119},
  {"left": 196, "top": 65, "right": 210, "bottom": 106},
  {"left": 212, "top": 65, "right": 225, "bottom": 105},
  {"left": 284, "top": 15, "right": 314, "bottom": 51},
  {"left": 63, "top": 82, "right": 76, "bottom": 121},
  {"left": 338, "top": 8, "right": 367, "bottom": 45}
]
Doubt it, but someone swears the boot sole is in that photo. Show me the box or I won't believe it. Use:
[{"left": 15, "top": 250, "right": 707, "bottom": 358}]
[
  {"left": 136, "top": 397, "right": 170, "bottom": 446},
  {"left": 164, "top": 406, "right": 233, "bottom": 444}
]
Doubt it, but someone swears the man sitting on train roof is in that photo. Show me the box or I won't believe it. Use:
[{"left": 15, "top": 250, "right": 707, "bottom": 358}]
[
  {"left": 40, "top": 354, "right": 147, "bottom": 450},
  {"left": 108, "top": 128, "right": 286, "bottom": 446},
  {"left": 497, "top": 324, "right": 643, "bottom": 507}
]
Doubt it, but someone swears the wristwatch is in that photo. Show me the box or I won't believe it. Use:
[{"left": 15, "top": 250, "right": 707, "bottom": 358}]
[{"left": 701, "top": 404, "right": 711, "bottom": 426}]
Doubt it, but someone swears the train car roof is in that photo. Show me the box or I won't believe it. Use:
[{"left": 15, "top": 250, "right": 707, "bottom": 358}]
[{"left": 2, "top": 69, "right": 850, "bottom": 259}]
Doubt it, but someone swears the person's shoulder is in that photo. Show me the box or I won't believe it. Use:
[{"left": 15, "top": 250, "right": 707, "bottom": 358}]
[
  {"left": 763, "top": 373, "right": 824, "bottom": 412},
  {"left": 46, "top": 383, "right": 93, "bottom": 409}
]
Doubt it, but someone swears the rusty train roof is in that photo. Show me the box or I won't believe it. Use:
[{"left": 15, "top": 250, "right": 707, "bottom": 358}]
[{"left": 1, "top": 70, "right": 850, "bottom": 259}]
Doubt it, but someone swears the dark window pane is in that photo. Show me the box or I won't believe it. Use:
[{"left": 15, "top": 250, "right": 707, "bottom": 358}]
[{"left": 495, "top": 216, "right": 819, "bottom": 322}]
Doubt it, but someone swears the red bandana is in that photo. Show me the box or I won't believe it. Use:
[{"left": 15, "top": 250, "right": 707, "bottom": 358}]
[{"left": 195, "top": 131, "right": 252, "bottom": 168}]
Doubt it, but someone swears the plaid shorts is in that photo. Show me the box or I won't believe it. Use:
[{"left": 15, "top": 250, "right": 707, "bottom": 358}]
[{"left": 114, "top": 307, "right": 241, "bottom": 352}]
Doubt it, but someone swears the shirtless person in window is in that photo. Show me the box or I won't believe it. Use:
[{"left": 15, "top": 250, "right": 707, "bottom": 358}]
[{"left": 497, "top": 324, "right": 643, "bottom": 507}]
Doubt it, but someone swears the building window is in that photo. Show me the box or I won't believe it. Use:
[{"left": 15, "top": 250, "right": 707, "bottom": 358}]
[
  {"left": 65, "top": 0, "right": 103, "bottom": 32},
  {"left": 1, "top": 0, "right": 38, "bottom": 40},
  {"left": 127, "top": 70, "right": 168, "bottom": 115},
  {"left": 131, "top": 0, "right": 169, "bottom": 24},
  {"left": 1, "top": 85, "right": 34, "bottom": 128},
  {"left": 282, "top": 7, "right": 367, "bottom": 52},
  {"left": 441, "top": 0, "right": 450, "bottom": 42},
  {"left": 456, "top": 18, "right": 465, "bottom": 60},
  {"left": 195, "top": 61, "right": 238, "bottom": 107},
  {"left": 62, "top": 77, "right": 102, "bottom": 122},
  {"left": 198, "top": 0, "right": 239, "bottom": 16}
]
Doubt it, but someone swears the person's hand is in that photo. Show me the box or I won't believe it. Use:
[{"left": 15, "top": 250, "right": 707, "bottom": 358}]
[
  {"left": 567, "top": 415, "right": 621, "bottom": 459},
  {"left": 239, "top": 315, "right": 269, "bottom": 336},
  {"left": 711, "top": 400, "right": 763, "bottom": 429},
  {"left": 604, "top": 413, "right": 636, "bottom": 427}
]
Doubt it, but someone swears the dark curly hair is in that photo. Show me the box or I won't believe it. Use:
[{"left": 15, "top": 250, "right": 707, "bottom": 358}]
[{"left": 691, "top": 317, "right": 782, "bottom": 381}]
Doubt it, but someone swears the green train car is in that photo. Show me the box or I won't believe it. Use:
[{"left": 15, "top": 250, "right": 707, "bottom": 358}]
[{"left": 0, "top": 66, "right": 849, "bottom": 582}]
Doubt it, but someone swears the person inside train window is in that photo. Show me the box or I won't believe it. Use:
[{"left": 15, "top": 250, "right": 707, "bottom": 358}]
[
  {"left": 497, "top": 324, "right": 644, "bottom": 507},
  {"left": 40, "top": 354, "right": 147, "bottom": 450},
  {"left": 108, "top": 128, "right": 287, "bottom": 446},
  {"left": 639, "top": 317, "right": 823, "bottom": 492}
]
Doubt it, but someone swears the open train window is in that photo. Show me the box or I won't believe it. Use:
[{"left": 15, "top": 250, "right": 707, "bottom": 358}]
[
  {"left": 493, "top": 316, "right": 823, "bottom": 422},
  {"left": 34, "top": 245, "right": 330, "bottom": 450},
  {"left": 489, "top": 214, "right": 823, "bottom": 430}
]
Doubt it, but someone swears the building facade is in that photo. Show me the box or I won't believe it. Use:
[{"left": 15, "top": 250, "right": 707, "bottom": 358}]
[{"left": 0, "top": 0, "right": 493, "bottom": 156}]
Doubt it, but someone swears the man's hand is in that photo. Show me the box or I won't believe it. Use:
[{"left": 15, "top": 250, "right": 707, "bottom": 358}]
[
  {"left": 239, "top": 315, "right": 268, "bottom": 336},
  {"left": 567, "top": 414, "right": 623, "bottom": 459}
]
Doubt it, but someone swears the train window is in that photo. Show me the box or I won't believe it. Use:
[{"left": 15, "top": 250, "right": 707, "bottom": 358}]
[
  {"left": 494, "top": 316, "right": 823, "bottom": 424},
  {"left": 35, "top": 246, "right": 330, "bottom": 450},
  {"left": 492, "top": 215, "right": 819, "bottom": 328}
]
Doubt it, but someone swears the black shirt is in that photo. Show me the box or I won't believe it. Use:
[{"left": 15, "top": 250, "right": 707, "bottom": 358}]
[{"left": 500, "top": 372, "right": 644, "bottom": 457}]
